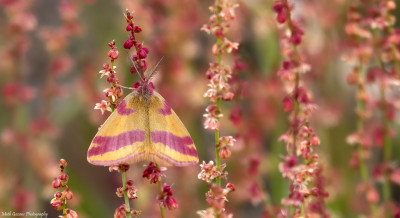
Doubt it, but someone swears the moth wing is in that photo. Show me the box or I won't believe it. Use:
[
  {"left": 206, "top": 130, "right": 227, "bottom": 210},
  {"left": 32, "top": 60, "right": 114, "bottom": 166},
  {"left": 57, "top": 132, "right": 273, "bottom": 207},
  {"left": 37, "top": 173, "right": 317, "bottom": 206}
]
[
  {"left": 147, "top": 91, "right": 199, "bottom": 166},
  {"left": 87, "top": 92, "right": 149, "bottom": 166}
]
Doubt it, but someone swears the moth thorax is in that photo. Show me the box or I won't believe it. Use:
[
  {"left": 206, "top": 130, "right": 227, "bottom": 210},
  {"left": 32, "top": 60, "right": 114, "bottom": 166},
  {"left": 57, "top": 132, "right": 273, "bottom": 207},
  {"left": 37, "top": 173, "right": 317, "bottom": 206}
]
[{"left": 138, "top": 82, "right": 154, "bottom": 102}]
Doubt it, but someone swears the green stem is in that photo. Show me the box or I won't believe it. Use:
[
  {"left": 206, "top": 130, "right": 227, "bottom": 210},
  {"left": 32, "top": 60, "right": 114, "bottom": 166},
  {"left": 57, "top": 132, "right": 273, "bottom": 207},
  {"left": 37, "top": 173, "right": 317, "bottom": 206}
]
[
  {"left": 157, "top": 181, "right": 166, "bottom": 218},
  {"left": 121, "top": 171, "right": 132, "bottom": 218},
  {"left": 215, "top": 100, "right": 221, "bottom": 187},
  {"left": 62, "top": 180, "right": 66, "bottom": 216}
]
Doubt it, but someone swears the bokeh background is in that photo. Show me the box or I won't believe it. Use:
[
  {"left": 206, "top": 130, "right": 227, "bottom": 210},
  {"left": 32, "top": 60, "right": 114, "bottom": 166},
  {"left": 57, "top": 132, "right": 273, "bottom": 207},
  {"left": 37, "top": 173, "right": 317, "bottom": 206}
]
[{"left": 0, "top": 0, "right": 400, "bottom": 217}]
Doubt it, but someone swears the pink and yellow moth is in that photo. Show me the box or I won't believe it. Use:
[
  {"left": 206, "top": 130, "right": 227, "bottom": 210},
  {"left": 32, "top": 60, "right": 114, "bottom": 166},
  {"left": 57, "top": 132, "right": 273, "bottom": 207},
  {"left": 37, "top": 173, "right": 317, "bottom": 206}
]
[{"left": 87, "top": 75, "right": 198, "bottom": 167}]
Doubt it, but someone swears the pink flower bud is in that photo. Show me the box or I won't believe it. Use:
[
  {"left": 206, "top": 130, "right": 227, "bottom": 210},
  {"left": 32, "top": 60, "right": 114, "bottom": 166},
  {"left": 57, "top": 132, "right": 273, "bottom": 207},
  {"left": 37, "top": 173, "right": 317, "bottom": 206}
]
[
  {"left": 283, "top": 96, "right": 293, "bottom": 112},
  {"left": 219, "top": 146, "right": 231, "bottom": 159},
  {"left": 226, "top": 183, "right": 235, "bottom": 192},
  {"left": 273, "top": 2, "right": 284, "bottom": 13},
  {"left": 276, "top": 11, "right": 287, "bottom": 23},
  {"left": 123, "top": 40, "right": 134, "bottom": 49},
  {"left": 140, "top": 60, "right": 147, "bottom": 71},
  {"left": 65, "top": 188, "right": 73, "bottom": 200},
  {"left": 66, "top": 209, "right": 78, "bottom": 218},
  {"left": 126, "top": 180, "right": 134, "bottom": 187},
  {"left": 126, "top": 24, "right": 133, "bottom": 31},
  {"left": 52, "top": 200, "right": 63, "bottom": 210},
  {"left": 108, "top": 48, "right": 119, "bottom": 59},
  {"left": 102, "top": 63, "right": 109, "bottom": 69},
  {"left": 291, "top": 33, "right": 302, "bottom": 45},
  {"left": 138, "top": 49, "right": 147, "bottom": 59},
  {"left": 108, "top": 40, "right": 115, "bottom": 48},
  {"left": 222, "top": 92, "right": 234, "bottom": 101},
  {"left": 132, "top": 82, "right": 140, "bottom": 89},
  {"left": 130, "top": 66, "right": 136, "bottom": 74},
  {"left": 59, "top": 159, "right": 67, "bottom": 169},
  {"left": 59, "top": 174, "right": 68, "bottom": 181},
  {"left": 367, "top": 188, "right": 379, "bottom": 203},
  {"left": 164, "top": 196, "right": 178, "bottom": 210},
  {"left": 311, "top": 136, "right": 320, "bottom": 146},
  {"left": 53, "top": 178, "right": 62, "bottom": 188},
  {"left": 134, "top": 26, "right": 142, "bottom": 33},
  {"left": 162, "top": 183, "right": 174, "bottom": 196},
  {"left": 114, "top": 204, "right": 127, "bottom": 218},
  {"left": 55, "top": 191, "right": 62, "bottom": 198},
  {"left": 142, "top": 47, "right": 149, "bottom": 54}
]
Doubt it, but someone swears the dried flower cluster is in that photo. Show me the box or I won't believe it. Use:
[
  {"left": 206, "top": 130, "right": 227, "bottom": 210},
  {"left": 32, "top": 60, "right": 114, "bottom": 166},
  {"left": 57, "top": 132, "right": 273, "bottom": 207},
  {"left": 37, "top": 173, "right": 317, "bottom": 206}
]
[
  {"left": 142, "top": 162, "right": 179, "bottom": 214},
  {"left": 198, "top": 0, "right": 239, "bottom": 217},
  {"left": 345, "top": 0, "right": 400, "bottom": 216},
  {"left": 273, "top": 0, "right": 328, "bottom": 217},
  {"left": 50, "top": 159, "right": 78, "bottom": 218}
]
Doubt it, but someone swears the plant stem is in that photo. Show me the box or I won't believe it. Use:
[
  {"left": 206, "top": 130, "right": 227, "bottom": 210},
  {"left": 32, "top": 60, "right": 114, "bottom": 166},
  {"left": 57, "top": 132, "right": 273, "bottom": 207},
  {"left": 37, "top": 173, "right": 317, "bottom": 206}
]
[
  {"left": 157, "top": 181, "right": 166, "bottom": 218},
  {"left": 121, "top": 171, "right": 132, "bottom": 218},
  {"left": 62, "top": 180, "right": 66, "bottom": 216}
]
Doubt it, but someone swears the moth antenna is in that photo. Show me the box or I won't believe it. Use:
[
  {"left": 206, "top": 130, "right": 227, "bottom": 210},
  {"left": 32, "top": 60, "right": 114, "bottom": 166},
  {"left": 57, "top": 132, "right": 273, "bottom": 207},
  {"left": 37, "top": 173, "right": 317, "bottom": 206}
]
[
  {"left": 124, "top": 50, "right": 144, "bottom": 81},
  {"left": 119, "top": 85, "right": 134, "bottom": 90},
  {"left": 146, "top": 56, "right": 165, "bottom": 81}
]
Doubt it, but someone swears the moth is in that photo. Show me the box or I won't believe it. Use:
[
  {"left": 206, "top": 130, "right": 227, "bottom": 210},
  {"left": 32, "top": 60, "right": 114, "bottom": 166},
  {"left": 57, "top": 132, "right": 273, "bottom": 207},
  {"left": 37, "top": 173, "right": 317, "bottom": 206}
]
[{"left": 87, "top": 67, "right": 198, "bottom": 167}]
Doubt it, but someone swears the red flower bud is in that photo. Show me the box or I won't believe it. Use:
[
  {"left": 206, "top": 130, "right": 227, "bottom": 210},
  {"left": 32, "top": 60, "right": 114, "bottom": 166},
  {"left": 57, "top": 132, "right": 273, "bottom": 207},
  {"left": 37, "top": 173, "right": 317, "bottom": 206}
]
[
  {"left": 276, "top": 11, "right": 287, "bottom": 23},
  {"left": 108, "top": 40, "right": 115, "bottom": 48},
  {"left": 138, "top": 49, "right": 147, "bottom": 59},
  {"left": 126, "top": 24, "right": 133, "bottom": 31},
  {"left": 126, "top": 180, "right": 134, "bottom": 187},
  {"left": 134, "top": 26, "right": 142, "bottom": 33},
  {"left": 123, "top": 40, "right": 134, "bottom": 49},
  {"left": 283, "top": 96, "right": 293, "bottom": 112},
  {"left": 164, "top": 196, "right": 178, "bottom": 210},
  {"left": 226, "top": 182, "right": 235, "bottom": 192}
]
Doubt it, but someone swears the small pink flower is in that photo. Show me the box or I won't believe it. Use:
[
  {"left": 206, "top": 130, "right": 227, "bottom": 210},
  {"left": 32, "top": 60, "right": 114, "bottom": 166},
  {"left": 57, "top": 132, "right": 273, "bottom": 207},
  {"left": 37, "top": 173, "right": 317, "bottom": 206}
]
[
  {"left": 127, "top": 186, "right": 138, "bottom": 200},
  {"left": 114, "top": 204, "right": 127, "bottom": 218},
  {"left": 94, "top": 100, "right": 112, "bottom": 114},
  {"left": 64, "top": 209, "right": 78, "bottom": 218},
  {"left": 65, "top": 188, "right": 73, "bottom": 200},
  {"left": 52, "top": 178, "right": 62, "bottom": 188},
  {"left": 59, "top": 159, "right": 68, "bottom": 168},
  {"left": 219, "top": 147, "right": 231, "bottom": 159}
]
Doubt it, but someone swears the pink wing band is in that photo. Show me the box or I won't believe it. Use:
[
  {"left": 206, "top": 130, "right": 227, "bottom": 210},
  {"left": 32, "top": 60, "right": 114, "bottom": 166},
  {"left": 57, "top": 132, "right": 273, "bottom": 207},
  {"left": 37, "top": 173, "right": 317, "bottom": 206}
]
[
  {"left": 158, "top": 100, "right": 172, "bottom": 115},
  {"left": 117, "top": 100, "right": 136, "bottom": 115},
  {"left": 89, "top": 151, "right": 198, "bottom": 166},
  {"left": 150, "top": 131, "right": 197, "bottom": 157},
  {"left": 88, "top": 130, "right": 145, "bottom": 157}
]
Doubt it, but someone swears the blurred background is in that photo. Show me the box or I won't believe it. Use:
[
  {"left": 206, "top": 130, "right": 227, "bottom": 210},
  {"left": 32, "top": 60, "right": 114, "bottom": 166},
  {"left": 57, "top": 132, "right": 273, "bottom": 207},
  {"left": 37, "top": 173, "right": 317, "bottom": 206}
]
[{"left": 0, "top": 0, "right": 399, "bottom": 217}]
